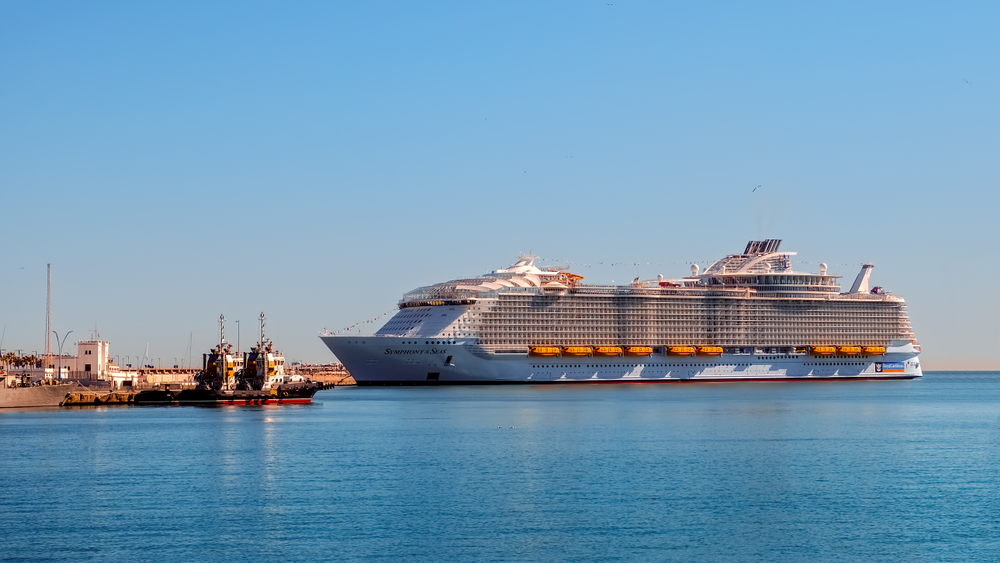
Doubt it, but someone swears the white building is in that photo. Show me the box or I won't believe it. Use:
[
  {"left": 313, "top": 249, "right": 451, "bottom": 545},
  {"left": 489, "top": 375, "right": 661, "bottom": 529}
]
[
  {"left": 34, "top": 340, "right": 112, "bottom": 382},
  {"left": 71, "top": 340, "right": 110, "bottom": 380},
  {"left": 9, "top": 340, "right": 200, "bottom": 387}
]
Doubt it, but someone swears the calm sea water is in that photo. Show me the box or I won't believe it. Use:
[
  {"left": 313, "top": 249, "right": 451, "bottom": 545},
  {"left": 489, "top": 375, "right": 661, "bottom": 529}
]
[{"left": 2, "top": 372, "right": 999, "bottom": 562}]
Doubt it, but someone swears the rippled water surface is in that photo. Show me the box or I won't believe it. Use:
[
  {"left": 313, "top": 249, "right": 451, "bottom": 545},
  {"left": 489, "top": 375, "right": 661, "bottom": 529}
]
[{"left": 2, "top": 372, "right": 999, "bottom": 562}]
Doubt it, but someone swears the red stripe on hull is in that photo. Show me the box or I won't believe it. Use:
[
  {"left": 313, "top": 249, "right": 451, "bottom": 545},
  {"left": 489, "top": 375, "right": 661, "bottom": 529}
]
[
  {"left": 357, "top": 375, "right": 918, "bottom": 386},
  {"left": 560, "top": 376, "right": 918, "bottom": 384}
]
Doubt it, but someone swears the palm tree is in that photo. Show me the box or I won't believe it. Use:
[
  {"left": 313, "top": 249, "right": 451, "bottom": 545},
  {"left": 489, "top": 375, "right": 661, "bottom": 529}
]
[{"left": 1, "top": 352, "right": 16, "bottom": 371}]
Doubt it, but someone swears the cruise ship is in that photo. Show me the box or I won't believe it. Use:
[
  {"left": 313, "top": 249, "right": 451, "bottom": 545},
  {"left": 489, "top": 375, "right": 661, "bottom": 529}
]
[{"left": 320, "top": 240, "right": 921, "bottom": 384}]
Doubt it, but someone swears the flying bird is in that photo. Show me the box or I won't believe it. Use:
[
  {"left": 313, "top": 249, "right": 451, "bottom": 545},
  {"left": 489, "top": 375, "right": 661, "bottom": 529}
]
[{"left": 752, "top": 185, "right": 761, "bottom": 192}]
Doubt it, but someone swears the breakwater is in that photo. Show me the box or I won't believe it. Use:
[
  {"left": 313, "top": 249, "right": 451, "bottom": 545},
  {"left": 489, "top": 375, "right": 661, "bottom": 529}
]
[{"left": 62, "top": 389, "right": 140, "bottom": 405}]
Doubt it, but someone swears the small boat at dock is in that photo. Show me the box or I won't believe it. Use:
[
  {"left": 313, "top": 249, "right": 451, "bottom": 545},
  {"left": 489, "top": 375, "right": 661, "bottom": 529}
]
[{"left": 1, "top": 369, "right": 81, "bottom": 408}]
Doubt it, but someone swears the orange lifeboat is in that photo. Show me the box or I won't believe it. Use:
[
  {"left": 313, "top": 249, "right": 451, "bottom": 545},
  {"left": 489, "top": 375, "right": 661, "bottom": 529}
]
[
  {"left": 561, "top": 346, "right": 593, "bottom": 357},
  {"left": 593, "top": 346, "right": 623, "bottom": 357},
  {"left": 861, "top": 346, "right": 886, "bottom": 355},
  {"left": 837, "top": 346, "right": 862, "bottom": 355},
  {"left": 624, "top": 346, "right": 653, "bottom": 357},
  {"left": 529, "top": 346, "right": 560, "bottom": 357},
  {"left": 810, "top": 346, "right": 836, "bottom": 356},
  {"left": 696, "top": 346, "right": 723, "bottom": 356},
  {"left": 667, "top": 346, "right": 696, "bottom": 356}
]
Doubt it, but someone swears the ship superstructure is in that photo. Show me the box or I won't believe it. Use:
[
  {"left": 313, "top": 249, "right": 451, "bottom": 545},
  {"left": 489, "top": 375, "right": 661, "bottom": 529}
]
[{"left": 321, "top": 240, "right": 921, "bottom": 384}]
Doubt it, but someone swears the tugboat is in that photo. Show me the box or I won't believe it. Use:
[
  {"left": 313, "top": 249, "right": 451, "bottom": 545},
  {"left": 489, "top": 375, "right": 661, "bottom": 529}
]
[{"left": 135, "top": 314, "right": 319, "bottom": 406}]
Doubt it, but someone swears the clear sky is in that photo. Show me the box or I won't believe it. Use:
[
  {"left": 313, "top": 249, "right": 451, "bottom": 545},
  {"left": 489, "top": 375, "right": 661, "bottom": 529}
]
[{"left": 1, "top": 1, "right": 997, "bottom": 369}]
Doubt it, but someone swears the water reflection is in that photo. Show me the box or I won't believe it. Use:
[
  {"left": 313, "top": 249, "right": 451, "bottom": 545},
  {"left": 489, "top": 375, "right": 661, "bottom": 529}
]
[{"left": 0, "top": 373, "right": 998, "bottom": 562}]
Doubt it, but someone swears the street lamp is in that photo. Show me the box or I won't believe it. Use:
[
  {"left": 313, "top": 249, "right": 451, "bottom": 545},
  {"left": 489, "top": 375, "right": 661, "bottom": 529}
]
[{"left": 53, "top": 330, "right": 73, "bottom": 380}]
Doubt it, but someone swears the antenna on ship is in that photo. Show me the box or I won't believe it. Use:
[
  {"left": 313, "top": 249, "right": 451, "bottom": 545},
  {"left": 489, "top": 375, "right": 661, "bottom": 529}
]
[
  {"left": 259, "top": 312, "right": 266, "bottom": 346},
  {"left": 219, "top": 314, "right": 225, "bottom": 348},
  {"left": 184, "top": 331, "right": 193, "bottom": 369}
]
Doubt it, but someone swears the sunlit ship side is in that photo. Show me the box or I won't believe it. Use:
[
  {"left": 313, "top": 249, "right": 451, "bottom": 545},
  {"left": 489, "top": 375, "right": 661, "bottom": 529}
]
[{"left": 321, "top": 240, "right": 921, "bottom": 385}]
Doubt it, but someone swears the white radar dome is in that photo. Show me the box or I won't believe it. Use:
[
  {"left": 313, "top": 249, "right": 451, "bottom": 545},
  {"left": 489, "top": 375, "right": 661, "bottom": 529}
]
[
  {"left": 819, "top": 263, "right": 828, "bottom": 275},
  {"left": 690, "top": 264, "right": 699, "bottom": 276}
]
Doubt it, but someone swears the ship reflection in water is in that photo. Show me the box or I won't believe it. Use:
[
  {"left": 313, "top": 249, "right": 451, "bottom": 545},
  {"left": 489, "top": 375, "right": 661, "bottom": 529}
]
[{"left": 2, "top": 373, "right": 998, "bottom": 562}]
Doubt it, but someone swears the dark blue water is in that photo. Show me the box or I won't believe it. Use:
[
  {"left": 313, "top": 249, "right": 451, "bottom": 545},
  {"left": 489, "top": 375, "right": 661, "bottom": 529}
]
[{"left": 2, "top": 372, "right": 999, "bottom": 562}]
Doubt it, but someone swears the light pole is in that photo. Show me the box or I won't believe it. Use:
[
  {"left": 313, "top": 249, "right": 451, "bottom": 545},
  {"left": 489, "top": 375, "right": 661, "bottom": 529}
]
[{"left": 53, "top": 330, "right": 73, "bottom": 380}]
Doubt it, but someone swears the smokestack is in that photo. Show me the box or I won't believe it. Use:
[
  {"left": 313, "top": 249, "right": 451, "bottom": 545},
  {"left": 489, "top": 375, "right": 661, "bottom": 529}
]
[{"left": 849, "top": 263, "right": 875, "bottom": 294}]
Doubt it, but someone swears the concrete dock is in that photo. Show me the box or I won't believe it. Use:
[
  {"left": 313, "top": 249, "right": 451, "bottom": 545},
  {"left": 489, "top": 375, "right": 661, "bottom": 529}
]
[{"left": 62, "top": 390, "right": 141, "bottom": 405}]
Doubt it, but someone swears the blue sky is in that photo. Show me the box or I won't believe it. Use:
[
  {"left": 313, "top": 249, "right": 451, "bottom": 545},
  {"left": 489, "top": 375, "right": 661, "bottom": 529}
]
[{"left": 1, "top": 1, "right": 997, "bottom": 369}]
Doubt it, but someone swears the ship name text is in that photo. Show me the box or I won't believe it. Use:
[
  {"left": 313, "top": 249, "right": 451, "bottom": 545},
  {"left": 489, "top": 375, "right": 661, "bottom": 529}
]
[{"left": 385, "top": 348, "right": 448, "bottom": 355}]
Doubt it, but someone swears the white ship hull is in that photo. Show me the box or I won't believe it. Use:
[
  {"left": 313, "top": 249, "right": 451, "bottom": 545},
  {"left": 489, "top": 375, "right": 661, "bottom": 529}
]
[
  {"left": 322, "top": 241, "right": 923, "bottom": 385},
  {"left": 321, "top": 336, "right": 922, "bottom": 385}
]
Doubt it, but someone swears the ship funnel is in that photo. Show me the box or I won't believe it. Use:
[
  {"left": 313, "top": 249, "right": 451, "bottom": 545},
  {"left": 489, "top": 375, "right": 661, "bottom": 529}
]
[{"left": 848, "top": 263, "right": 874, "bottom": 294}]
